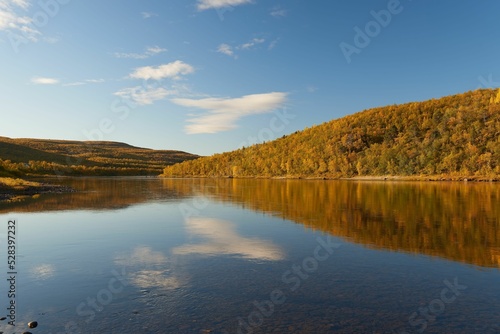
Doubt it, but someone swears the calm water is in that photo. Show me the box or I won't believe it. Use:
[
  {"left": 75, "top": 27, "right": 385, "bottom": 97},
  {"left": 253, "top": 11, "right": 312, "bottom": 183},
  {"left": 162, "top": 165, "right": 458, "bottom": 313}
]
[{"left": 0, "top": 178, "right": 499, "bottom": 334}]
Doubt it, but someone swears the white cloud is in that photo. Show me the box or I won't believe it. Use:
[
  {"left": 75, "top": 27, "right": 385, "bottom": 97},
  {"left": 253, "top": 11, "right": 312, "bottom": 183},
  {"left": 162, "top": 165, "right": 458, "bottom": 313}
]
[
  {"left": 0, "top": 0, "right": 39, "bottom": 41},
  {"left": 218, "top": 38, "right": 266, "bottom": 58},
  {"left": 217, "top": 43, "right": 234, "bottom": 57},
  {"left": 63, "top": 81, "right": 85, "bottom": 87},
  {"left": 171, "top": 92, "right": 288, "bottom": 134},
  {"left": 141, "top": 11, "right": 157, "bottom": 19},
  {"left": 114, "top": 85, "right": 176, "bottom": 105},
  {"left": 30, "top": 76, "right": 59, "bottom": 85},
  {"left": 129, "top": 60, "right": 194, "bottom": 81},
  {"left": 85, "top": 78, "right": 104, "bottom": 83},
  {"left": 64, "top": 78, "right": 105, "bottom": 87},
  {"left": 113, "top": 46, "right": 167, "bottom": 59},
  {"left": 173, "top": 218, "right": 284, "bottom": 261},
  {"left": 239, "top": 38, "right": 265, "bottom": 50},
  {"left": 197, "top": 0, "right": 252, "bottom": 11}
]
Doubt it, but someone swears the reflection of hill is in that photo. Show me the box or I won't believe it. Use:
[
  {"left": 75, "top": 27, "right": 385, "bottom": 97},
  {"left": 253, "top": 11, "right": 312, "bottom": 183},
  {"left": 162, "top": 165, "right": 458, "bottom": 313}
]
[
  {"left": 166, "top": 179, "right": 500, "bottom": 268},
  {"left": 2, "top": 177, "right": 499, "bottom": 268},
  {"left": 0, "top": 178, "right": 186, "bottom": 213}
]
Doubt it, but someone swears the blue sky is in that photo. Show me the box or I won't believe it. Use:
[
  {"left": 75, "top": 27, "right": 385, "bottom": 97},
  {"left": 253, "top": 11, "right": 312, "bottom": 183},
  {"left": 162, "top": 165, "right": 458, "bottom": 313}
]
[{"left": 0, "top": 0, "right": 499, "bottom": 156}]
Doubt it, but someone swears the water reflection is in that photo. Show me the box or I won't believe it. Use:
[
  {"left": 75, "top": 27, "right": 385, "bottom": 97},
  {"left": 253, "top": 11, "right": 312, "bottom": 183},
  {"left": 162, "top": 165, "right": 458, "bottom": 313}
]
[
  {"left": 30, "top": 264, "right": 56, "bottom": 280},
  {"left": 168, "top": 179, "right": 500, "bottom": 268},
  {"left": 173, "top": 217, "right": 285, "bottom": 261},
  {"left": 115, "top": 246, "right": 182, "bottom": 291},
  {"left": 1, "top": 177, "right": 499, "bottom": 268},
  {"left": 0, "top": 177, "right": 183, "bottom": 213}
]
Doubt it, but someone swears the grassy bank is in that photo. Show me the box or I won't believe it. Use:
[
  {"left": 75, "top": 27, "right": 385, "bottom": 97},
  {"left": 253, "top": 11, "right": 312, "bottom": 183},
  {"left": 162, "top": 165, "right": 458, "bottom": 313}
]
[{"left": 0, "top": 177, "right": 74, "bottom": 202}]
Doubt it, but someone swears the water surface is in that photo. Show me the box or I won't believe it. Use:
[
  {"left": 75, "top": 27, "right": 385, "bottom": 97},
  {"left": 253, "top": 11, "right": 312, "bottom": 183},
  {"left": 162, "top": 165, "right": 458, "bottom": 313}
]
[{"left": 0, "top": 178, "right": 499, "bottom": 333}]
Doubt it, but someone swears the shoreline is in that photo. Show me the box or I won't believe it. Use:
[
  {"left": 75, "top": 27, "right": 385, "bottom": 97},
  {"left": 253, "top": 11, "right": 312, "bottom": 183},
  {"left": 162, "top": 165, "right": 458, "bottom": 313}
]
[
  {"left": 0, "top": 178, "right": 75, "bottom": 202},
  {"left": 159, "top": 174, "right": 500, "bottom": 182}
]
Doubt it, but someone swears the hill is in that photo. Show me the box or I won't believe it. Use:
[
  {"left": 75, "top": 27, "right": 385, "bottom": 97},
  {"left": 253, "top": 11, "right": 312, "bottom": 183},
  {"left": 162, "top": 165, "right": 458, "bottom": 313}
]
[
  {"left": 162, "top": 89, "right": 500, "bottom": 179},
  {"left": 0, "top": 137, "right": 198, "bottom": 176}
]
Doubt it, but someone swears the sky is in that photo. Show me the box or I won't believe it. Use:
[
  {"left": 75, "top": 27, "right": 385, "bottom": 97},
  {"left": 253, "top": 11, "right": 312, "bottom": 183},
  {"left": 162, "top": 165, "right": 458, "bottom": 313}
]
[{"left": 0, "top": 0, "right": 499, "bottom": 156}]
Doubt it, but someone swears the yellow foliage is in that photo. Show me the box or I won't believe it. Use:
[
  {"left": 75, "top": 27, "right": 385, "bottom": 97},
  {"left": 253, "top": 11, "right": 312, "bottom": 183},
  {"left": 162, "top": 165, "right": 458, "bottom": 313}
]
[{"left": 163, "top": 89, "right": 500, "bottom": 178}]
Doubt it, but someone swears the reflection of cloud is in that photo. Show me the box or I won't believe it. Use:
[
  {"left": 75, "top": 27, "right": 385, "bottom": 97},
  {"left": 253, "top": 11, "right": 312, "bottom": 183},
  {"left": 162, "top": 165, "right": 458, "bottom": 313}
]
[
  {"left": 30, "top": 264, "right": 55, "bottom": 280},
  {"left": 114, "top": 246, "right": 182, "bottom": 291},
  {"left": 173, "top": 218, "right": 284, "bottom": 261},
  {"left": 115, "top": 246, "right": 168, "bottom": 267},
  {"left": 130, "top": 270, "right": 180, "bottom": 290}
]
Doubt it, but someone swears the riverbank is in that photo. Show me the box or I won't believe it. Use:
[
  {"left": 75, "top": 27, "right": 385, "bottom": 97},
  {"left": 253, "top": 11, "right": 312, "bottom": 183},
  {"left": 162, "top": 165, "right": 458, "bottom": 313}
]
[
  {"left": 160, "top": 174, "right": 500, "bottom": 182},
  {"left": 0, "top": 177, "right": 75, "bottom": 202}
]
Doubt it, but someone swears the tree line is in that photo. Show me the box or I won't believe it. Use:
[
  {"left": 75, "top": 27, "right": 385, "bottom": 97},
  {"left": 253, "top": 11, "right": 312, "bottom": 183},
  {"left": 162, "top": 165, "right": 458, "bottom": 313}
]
[{"left": 163, "top": 89, "right": 500, "bottom": 179}]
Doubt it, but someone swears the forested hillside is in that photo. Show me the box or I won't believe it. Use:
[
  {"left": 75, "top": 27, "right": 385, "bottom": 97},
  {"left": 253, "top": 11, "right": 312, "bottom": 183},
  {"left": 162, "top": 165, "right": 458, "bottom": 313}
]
[
  {"left": 163, "top": 89, "right": 500, "bottom": 179},
  {"left": 0, "top": 137, "right": 198, "bottom": 176}
]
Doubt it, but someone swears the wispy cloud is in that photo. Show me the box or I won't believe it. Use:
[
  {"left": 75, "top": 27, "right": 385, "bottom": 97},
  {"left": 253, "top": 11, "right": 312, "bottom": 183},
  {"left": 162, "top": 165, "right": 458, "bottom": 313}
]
[
  {"left": 141, "top": 11, "right": 158, "bottom": 19},
  {"left": 43, "top": 36, "right": 59, "bottom": 44},
  {"left": 173, "top": 217, "right": 284, "bottom": 261},
  {"left": 307, "top": 85, "right": 318, "bottom": 93},
  {"left": 270, "top": 6, "right": 287, "bottom": 17},
  {"left": 113, "top": 46, "right": 167, "bottom": 59},
  {"left": 63, "top": 78, "right": 105, "bottom": 87},
  {"left": 240, "top": 37, "right": 265, "bottom": 50},
  {"left": 217, "top": 43, "right": 235, "bottom": 57},
  {"left": 217, "top": 37, "right": 266, "bottom": 58},
  {"left": 0, "top": 0, "right": 39, "bottom": 41},
  {"left": 268, "top": 38, "right": 279, "bottom": 50},
  {"left": 63, "top": 82, "right": 85, "bottom": 87},
  {"left": 30, "top": 76, "right": 59, "bottom": 85},
  {"left": 129, "top": 60, "right": 195, "bottom": 81},
  {"left": 197, "top": 0, "right": 252, "bottom": 11},
  {"left": 114, "top": 86, "right": 176, "bottom": 105},
  {"left": 171, "top": 92, "right": 288, "bottom": 134},
  {"left": 85, "top": 78, "right": 104, "bottom": 83}
]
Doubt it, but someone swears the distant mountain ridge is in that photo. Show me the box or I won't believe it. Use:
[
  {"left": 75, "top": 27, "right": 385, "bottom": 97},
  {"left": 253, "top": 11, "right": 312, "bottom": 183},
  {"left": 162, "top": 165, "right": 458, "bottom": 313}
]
[
  {"left": 163, "top": 89, "right": 500, "bottom": 179},
  {"left": 0, "top": 137, "right": 198, "bottom": 176}
]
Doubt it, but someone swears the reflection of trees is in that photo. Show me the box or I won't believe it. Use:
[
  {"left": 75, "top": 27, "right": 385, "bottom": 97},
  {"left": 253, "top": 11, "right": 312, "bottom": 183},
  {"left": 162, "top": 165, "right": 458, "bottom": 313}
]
[
  {"left": 167, "top": 179, "right": 500, "bottom": 268},
  {"left": 0, "top": 178, "right": 186, "bottom": 213},
  {"left": 2, "top": 177, "right": 499, "bottom": 268}
]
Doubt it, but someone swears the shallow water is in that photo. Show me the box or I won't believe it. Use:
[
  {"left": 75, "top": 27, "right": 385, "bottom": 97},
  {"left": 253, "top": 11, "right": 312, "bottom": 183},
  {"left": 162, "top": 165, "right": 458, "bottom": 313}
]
[{"left": 0, "top": 178, "right": 499, "bottom": 333}]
